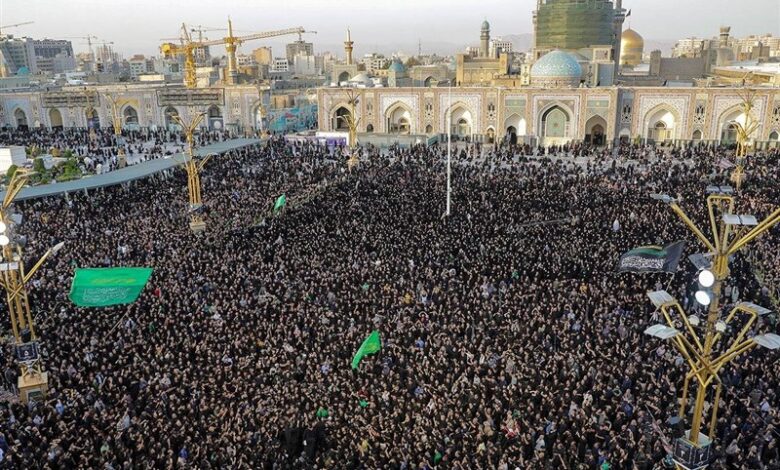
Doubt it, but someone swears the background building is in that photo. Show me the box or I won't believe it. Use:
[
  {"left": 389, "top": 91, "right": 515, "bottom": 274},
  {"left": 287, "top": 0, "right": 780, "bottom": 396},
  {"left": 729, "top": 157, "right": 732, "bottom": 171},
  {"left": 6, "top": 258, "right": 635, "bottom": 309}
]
[
  {"left": 252, "top": 47, "right": 273, "bottom": 66},
  {"left": 532, "top": 0, "right": 626, "bottom": 81},
  {"left": 0, "top": 36, "right": 75, "bottom": 76},
  {"left": 286, "top": 39, "right": 314, "bottom": 62}
]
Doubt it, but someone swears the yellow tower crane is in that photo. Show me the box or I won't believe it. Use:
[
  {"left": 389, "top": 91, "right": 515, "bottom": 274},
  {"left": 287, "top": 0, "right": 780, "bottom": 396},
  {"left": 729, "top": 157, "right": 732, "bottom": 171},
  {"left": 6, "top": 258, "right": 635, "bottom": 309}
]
[{"left": 161, "top": 21, "right": 309, "bottom": 88}]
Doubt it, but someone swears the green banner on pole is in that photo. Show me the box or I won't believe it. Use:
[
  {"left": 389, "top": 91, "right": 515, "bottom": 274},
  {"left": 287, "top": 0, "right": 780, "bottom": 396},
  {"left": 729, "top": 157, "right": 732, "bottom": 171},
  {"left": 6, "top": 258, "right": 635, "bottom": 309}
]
[
  {"left": 69, "top": 267, "right": 153, "bottom": 307},
  {"left": 351, "top": 330, "right": 382, "bottom": 369},
  {"left": 274, "top": 194, "right": 287, "bottom": 213}
]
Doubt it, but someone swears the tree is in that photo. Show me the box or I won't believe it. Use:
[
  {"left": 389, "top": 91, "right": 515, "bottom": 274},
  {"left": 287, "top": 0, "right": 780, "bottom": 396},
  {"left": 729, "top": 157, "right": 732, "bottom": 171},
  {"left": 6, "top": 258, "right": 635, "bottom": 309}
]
[
  {"left": 33, "top": 157, "right": 46, "bottom": 174},
  {"left": 5, "top": 164, "right": 18, "bottom": 183},
  {"left": 405, "top": 57, "right": 421, "bottom": 68}
]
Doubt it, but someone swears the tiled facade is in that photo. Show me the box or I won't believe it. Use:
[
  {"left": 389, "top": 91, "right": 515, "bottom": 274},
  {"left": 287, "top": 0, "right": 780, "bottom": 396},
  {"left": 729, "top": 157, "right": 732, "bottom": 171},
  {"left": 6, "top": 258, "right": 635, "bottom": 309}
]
[{"left": 318, "top": 86, "right": 780, "bottom": 147}]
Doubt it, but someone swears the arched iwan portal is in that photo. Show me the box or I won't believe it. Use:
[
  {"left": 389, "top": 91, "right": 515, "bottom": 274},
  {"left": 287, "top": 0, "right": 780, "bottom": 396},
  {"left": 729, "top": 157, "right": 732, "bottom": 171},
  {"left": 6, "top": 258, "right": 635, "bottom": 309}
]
[
  {"left": 541, "top": 106, "right": 571, "bottom": 145},
  {"left": 585, "top": 115, "right": 608, "bottom": 146},
  {"left": 332, "top": 106, "right": 352, "bottom": 131},
  {"left": 386, "top": 103, "right": 413, "bottom": 134},
  {"left": 14, "top": 108, "right": 28, "bottom": 129},
  {"left": 49, "top": 108, "right": 63, "bottom": 129},
  {"left": 645, "top": 107, "right": 677, "bottom": 143}
]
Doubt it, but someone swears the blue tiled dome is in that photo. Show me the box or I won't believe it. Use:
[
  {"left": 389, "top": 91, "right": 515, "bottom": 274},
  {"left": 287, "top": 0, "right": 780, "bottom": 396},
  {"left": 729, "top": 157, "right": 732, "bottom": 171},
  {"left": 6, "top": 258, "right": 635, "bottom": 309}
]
[
  {"left": 388, "top": 60, "right": 406, "bottom": 73},
  {"left": 531, "top": 50, "right": 582, "bottom": 78},
  {"left": 481, "top": 20, "right": 490, "bottom": 31}
]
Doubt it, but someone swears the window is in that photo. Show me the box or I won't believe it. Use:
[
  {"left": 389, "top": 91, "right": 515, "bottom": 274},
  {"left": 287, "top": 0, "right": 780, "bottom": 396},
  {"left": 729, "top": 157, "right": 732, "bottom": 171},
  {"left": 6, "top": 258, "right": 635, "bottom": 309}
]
[{"left": 622, "top": 104, "right": 632, "bottom": 115}]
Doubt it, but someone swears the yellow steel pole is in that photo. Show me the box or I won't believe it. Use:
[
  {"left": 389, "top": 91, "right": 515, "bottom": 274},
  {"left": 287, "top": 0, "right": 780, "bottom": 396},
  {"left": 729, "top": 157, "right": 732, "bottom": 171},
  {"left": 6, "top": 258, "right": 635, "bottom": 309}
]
[
  {"left": 172, "top": 112, "right": 208, "bottom": 231},
  {"left": 679, "top": 374, "right": 690, "bottom": 419},
  {"left": 709, "top": 382, "right": 722, "bottom": 438},
  {"left": 0, "top": 170, "right": 61, "bottom": 402}
]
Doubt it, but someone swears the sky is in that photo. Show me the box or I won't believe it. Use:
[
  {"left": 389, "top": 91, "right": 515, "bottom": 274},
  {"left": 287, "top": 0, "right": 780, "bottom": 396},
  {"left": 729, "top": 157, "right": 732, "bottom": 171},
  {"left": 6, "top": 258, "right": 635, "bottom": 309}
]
[{"left": 1, "top": 0, "right": 778, "bottom": 57}]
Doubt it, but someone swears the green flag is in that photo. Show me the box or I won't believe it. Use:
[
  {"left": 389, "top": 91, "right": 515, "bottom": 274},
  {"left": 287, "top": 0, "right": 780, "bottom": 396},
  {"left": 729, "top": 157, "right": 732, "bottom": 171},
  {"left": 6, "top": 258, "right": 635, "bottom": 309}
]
[
  {"left": 69, "top": 267, "right": 153, "bottom": 307},
  {"left": 351, "top": 330, "right": 381, "bottom": 369},
  {"left": 274, "top": 194, "right": 287, "bottom": 213}
]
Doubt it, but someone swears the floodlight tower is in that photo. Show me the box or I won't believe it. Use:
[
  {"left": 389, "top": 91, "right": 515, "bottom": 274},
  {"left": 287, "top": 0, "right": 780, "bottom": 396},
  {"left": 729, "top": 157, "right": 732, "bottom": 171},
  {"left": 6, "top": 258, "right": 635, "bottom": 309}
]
[
  {"left": 103, "top": 91, "right": 133, "bottom": 168},
  {"left": 0, "top": 171, "right": 64, "bottom": 403},
  {"left": 337, "top": 89, "right": 360, "bottom": 171},
  {"left": 645, "top": 187, "right": 780, "bottom": 469},
  {"left": 168, "top": 110, "right": 215, "bottom": 232}
]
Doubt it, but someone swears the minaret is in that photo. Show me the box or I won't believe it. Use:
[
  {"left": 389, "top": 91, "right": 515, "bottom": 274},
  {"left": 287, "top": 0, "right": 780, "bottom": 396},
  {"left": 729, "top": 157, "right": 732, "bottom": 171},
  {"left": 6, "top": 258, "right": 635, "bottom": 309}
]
[
  {"left": 480, "top": 20, "right": 490, "bottom": 58},
  {"left": 612, "top": 0, "right": 627, "bottom": 81},
  {"left": 344, "top": 29, "right": 354, "bottom": 65}
]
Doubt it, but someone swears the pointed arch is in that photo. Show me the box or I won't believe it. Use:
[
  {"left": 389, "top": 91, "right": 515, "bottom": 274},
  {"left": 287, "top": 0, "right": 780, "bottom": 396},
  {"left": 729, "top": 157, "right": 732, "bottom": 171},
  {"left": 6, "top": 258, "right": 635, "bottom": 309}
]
[
  {"left": 486, "top": 126, "right": 496, "bottom": 144},
  {"left": 503, "top": 113, "right": 527, "bottom": 137},
  {"left": 122, "top": 105, "right": 139, "bottom": 126},
  {"left": 13, "top": 108, "right": 28, "bottom": 129},
  {"left": 717, "top": 105, "right": 750, "bottom": 144},
  {"left": 49, "top": 108, "right": 63, "bottom": 129},
  {"left": 86, "top": 107, "right": 100, "bottom": 129},
  {"left": 539, "top": 105, "right": 572, "bottom": 142},
  {"left": 536, "top": 102, "right": 576, "bottom": 145},
  {"left": 385, "top": 101, "right": 415, "bottom": 134},
  {"left": 331, "top": 105, "right": 352, "bottom": 131},
  {"left": 164, "top": 106, "right": 180, "bottom": 130},
  {"left": 643, "top": 105, "right": 680, "bottom": 142},
  {"left": 206, "top": 105, "right": 223, "bottom": 130},
  {"left": 442, "top": 102, "right": 474, "bottom": 138},
  {"left": 585, "top": 115, "right": 608, "bottom": 146}
]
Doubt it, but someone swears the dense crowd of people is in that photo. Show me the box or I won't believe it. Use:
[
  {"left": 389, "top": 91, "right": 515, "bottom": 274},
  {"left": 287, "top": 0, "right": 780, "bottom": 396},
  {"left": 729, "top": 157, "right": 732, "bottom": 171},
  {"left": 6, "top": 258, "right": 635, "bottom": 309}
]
[
  {"left": 0, "top": 135, "right": 778, "bottom": 469},
  {"left": 0, "top": 127, "right": 235, "bottom": 174}
]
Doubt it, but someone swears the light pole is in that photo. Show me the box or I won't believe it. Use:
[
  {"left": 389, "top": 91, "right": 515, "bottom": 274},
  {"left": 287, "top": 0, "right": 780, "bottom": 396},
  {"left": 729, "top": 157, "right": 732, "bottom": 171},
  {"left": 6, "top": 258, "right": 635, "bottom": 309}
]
[
  {"left": 104, "top": 91, "right": 132, "bottom": 168},
  {"left": 170, "top": 111, "right": 213, "bottom": 232},
  {"left": 446, "top": 82, "right": 452, "bottom": 217},
  {"left": 0, "top": 170, "right": 64, "bottom": 403},
  {"left": 338, "top": 89, "right": 360, "bottom": 171},
  {"left": 730, "top": 88, "right": 760, "bottom": 193},
  {"left": 646, "top": 187, "right": 780, "bottom": 469}
]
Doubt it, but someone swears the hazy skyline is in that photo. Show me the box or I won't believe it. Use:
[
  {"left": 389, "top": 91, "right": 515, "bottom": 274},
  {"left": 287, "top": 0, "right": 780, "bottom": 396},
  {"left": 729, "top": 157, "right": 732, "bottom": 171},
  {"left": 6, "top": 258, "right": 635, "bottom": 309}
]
[{"left": 2, "top": 0, "right": 778, "bottom": 57}]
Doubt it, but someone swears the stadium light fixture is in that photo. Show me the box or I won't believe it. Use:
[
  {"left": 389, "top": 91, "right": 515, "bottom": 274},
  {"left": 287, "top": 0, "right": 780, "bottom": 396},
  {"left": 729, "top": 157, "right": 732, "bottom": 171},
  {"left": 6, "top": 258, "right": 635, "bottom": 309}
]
[
  {"left": 689, "top": 253, "right": 712, "bottom": 271},
  {"left": 51, "top": 242, "right": 65, "bottom": 255},
  {"left": 650, "top": 193, "right": 676, "bottom": 204},
  {"left": 695, "top": 290, "right": 711, "bottom": 306},
  {"left": 644, "top": 324, "right": 682, "bottom": 340},
  {"left": 698, "top": 270, "right": 715, "bottom": 288},
  {"left": 723, "top": 214, "right": 758, "bottom": 226},
  {"left": 688, "top": 315, "right": 701, "bottom": 327},
  {"left": 0, "top": 221, "right": 6, "bottom": 233},
  {"left": 705, "top": 185, "right": 734, "bottom": 195},
  {"left": 753, "top": 334, "right": 780, "bottom": 350}
]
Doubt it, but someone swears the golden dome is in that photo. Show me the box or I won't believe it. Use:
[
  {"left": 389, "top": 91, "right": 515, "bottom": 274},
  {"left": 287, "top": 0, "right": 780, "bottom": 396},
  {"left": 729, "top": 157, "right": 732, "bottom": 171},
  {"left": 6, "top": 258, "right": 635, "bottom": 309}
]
[
  {"left": 621, "top": 28, "right": 644, "bottom": 50},
  {"left": 620, "top": 28, "right": 644, "bottom": 67}
]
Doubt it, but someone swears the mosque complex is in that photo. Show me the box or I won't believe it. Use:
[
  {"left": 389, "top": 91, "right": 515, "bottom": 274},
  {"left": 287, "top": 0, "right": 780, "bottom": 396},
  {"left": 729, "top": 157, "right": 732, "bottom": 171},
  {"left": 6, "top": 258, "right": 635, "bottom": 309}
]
[{"left": 1, "top": 0, "right": 779, "bottom": 149}]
